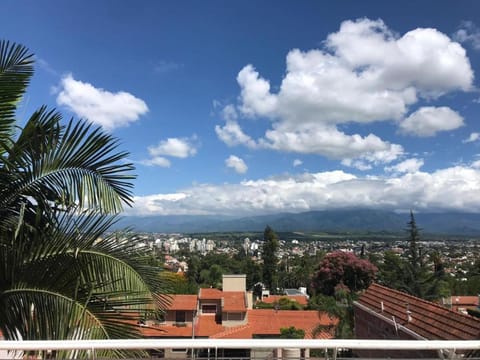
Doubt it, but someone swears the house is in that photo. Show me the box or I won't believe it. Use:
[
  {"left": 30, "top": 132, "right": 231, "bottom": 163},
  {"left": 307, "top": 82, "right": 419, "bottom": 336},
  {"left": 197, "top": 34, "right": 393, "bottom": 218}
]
[
  {"left": 256, "top": 294, "right": 308, "bottom": 308},
  {"left": 354, "top": 283, "right": 480, "bottom": 358},
  {"left": 139, "top": 274, "right": 337, "bottom": 359},
  {"left": 443, "top": 295, "right": 479, "bottom": 315}
]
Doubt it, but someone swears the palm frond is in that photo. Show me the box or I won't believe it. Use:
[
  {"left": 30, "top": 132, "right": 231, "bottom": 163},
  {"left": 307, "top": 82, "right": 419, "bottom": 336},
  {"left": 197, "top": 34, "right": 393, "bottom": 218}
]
[
  {"left": 0, "top": 107, "right": 134, "bottom": 215},
  {"left": 0, "top": 40, "right": 34, "bottom": 144},
  {"left": 0, "top": 288, "right": 147, "bottom": 358}
]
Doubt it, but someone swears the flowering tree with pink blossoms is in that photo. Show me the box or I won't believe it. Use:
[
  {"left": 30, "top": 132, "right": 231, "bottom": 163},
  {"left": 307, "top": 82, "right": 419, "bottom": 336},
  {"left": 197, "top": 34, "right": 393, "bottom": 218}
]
[{"left": 311, "top": 251, "right": 378, "bottom": 296}]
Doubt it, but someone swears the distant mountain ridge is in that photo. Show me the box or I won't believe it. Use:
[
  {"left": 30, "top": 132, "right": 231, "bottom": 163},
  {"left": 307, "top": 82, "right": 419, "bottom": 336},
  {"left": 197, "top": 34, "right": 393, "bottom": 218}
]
[{"left": 113, "top": 210, "right": 480, "bottom": 235}]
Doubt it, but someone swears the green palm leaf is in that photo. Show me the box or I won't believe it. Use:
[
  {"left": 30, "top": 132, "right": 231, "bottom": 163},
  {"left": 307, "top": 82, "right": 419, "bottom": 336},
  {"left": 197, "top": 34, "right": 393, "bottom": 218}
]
[
  {"left": 1, "top": 106, "right": 134, "bottom": 216},
  {"left": 0, "top": 41, "right": 166, "bottom": 354},
  {"left": 0, "top": 40, "right": 33, "bottom": 146},
  {"left": 0, "top": 288, "right": 147, "bottom": 358}
]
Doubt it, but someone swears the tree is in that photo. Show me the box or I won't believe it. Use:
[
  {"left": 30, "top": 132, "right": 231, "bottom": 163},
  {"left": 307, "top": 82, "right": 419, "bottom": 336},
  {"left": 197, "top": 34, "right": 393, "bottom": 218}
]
[
  {"left": 377, "top": 250, "right": 409, "bottom": 290},
  {"left": 279, "top": 326, "right": 305, "bottom": 339},
  {"left": 406, "top": 210, "right": 421, "bottom": 271},
  {"left": 311, "top": 251, "right": 377, "bottom": 296},
  {"left": 262, "top": 225, "right": 279, "bottom": 293},
  {"left": 0, "top": 40, "right": 167, "bottom": 356},
  {"left": 376, "top": 213, "right": 448, "bottom": 301},
  {"left": 309, "top": 293, "right": 352, "bottom": 339},
  {"left": 403, "top": 211, "right": 434, "bottom": 299}
]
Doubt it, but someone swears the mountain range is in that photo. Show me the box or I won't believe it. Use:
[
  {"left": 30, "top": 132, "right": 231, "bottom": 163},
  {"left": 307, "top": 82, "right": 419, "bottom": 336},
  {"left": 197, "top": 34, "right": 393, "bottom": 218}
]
[{"left": 112, "top": 210, "right": 480, "bottom": 235}]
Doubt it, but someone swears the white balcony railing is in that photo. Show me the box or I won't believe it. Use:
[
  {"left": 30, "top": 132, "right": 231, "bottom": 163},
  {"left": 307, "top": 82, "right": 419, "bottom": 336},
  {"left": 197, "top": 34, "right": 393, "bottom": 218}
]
[{"left": 1, "top": 339, "right": 480, "bottom": 359}]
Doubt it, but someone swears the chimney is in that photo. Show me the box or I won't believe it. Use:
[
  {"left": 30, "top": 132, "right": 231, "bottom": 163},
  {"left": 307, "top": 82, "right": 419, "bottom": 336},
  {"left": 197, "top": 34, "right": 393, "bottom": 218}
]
[
  {"left": 380, "top": 301, "right": 384, "bottom": 312},
  {"left": 406, "top": 303, "right": 412, "bottom": 322}
]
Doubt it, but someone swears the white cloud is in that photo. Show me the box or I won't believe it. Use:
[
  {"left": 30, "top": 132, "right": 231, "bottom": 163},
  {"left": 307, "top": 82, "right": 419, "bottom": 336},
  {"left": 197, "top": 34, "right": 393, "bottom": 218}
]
[
  {"left": 399, "top": 107, "right": 464, "bottom": 137},
  {"left": 222, "top": 104, "right": 238, "bottom": 122},
  {"left": 139, "top": 136, "right": 197, "bottom": 167},
  {"left": 139, "top": 157, "right": 171, "bottom": 168},
  {"left": 215, "top": 18, "right": 473, "bottom": 167},
  {"left": 225, "top": 155, "right": 248, "bottom": 174},
  {"left": 148, "top": 137, "right": 197, "bottom": 158},
  {"left": 293, "top": 159, "right": 303, "bottom": 167},
  {"left": 385, "top": 158, "right": 424, "bottom": 174},
  {"left": 454, "top": 21, "right": 480, "bottom": 50},
  {"left": 215, "top": 120, "right": 258, "bottom": 148},
  {"left": 261, "top": 123, "right": 403, "bottom": 163},
  {"left": 127, "top": 165, "right": 480, "bottom": 216},
  {"left": 237, "top": 65, "right": 278, "bottom": 117},
  {"left": 56, "top": 74, "right": 148, "bottom": 131},
  {"left": 342, "top": 159, "right": 372, "bottom": 171},
  {"left": 463, "top": 132, "right": 480, "bottom": 143},
  {"left": 472, "top": 160, "right": 480, "bottom": 169}
]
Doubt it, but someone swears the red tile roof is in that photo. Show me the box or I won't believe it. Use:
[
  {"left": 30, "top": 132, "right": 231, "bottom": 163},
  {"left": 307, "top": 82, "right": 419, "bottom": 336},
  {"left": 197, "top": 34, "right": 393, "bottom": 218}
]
[
  {"left": 223, "top": 291, "right": 246, "bottom": 312},
  {"left": 140, "top": 324, "right": 193, "bottom": 337},
  {"left": 199, "top": 288, "right": 223, "bottom": 300},
  {"left": 260, "top": 295, "right": 308, "bottom": 306},
  {"left": 450, "top": 296, "right": 479, "bottom": 307},
  {"left": 211, "top": 309, "right": 337, "bottom": 339},
  {"left": 167, "top": 295, "right": 198, "bottom": 311},
  {"left": 195, "top": 314, "right": 225, "bottom": 337},
  {"left": 356, "top": 283, "right": 480, "bottom": 340}
]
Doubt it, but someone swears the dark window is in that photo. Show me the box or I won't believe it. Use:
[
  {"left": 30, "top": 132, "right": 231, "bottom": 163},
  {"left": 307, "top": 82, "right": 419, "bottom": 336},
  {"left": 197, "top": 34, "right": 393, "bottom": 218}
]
[
  {"left": 175, "top": 311, "right": 186, "bottom": 323},
  {"left": 202, "top": 304, "right": 217, "bottom": 314}
]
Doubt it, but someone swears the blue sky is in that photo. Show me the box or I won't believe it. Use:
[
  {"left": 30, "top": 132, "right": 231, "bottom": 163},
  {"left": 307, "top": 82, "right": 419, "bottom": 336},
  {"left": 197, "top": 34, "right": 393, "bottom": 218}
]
[{"left": 3, "top": 0, "right": 480, "bottom": 216}]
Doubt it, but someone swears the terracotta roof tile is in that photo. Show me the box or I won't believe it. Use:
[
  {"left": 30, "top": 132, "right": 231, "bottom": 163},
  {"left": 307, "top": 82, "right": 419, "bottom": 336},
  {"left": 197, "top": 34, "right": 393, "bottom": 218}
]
[
  {"left": 356, "top": 283, "right": 480, "bottom": 340},
  {"left": 223, "top": 291, "right": 246, "bottom": 312},
  {"left": 260, "top": 295, "right": 308, "bottom": 306},
  {"left": 167, "top": 295, "right": 198, "bottom": 311},
  {"left": 140, "top": 324, "right": 193, "bottom": 338},
  {"left": 211, "top": 309, "right": 336, "bottom": 339},
  {"left": 199, "top": 288, "right": 223, "bottom": 300},
  {"left": 450, "top": 296, "right": 479, "bottom": 307},
  {"left": 195, "top": 315, "right": 225, "bottom": 337}
]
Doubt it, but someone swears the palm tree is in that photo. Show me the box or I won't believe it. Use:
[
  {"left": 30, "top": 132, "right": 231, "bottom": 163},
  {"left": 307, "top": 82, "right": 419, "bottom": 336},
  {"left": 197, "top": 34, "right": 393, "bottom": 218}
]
[{"left": 0, "top": 40, "right": 169, "bottom": 357}]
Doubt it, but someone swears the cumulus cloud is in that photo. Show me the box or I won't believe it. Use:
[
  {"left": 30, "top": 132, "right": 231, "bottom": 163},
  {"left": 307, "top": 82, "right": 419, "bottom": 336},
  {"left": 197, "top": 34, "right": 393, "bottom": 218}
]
[
  {"left": 215, "top": 120, "right": 258, "bottom": 148},
  {"left": 399, "top": 107, "right": 464, "bottom": 137},
  {"left": 293, "top": 159, "right": 303, "bottom": 167},
  {"left": 463, "top": 132, "right": 480, "bottom": 143},
  {"left": 140, "top": 136, "right": 197, "bottom": 167},
  {"left": 472, "top": 160, "right": 480, "bottom": 169},
  {"left": 261, "top": 123, "right": 403, "bottom": 163},
  {"left": 56, "top": 74, "right": 148, "bottom": 131},
  {"left": 385, "top": 158, "right": 424, "bottom": 174},
  {"left": 225, "top": 155, "right": 248, "bottom": 174},
  {"left": 148, "top": 137, "right": 197, "bottom": 158},
  {"left": 139, "top": 157, "right": 171, "bottom": 168},
  {"left": 454, "top": 21, "right": 480, "bottom": 50},
  {"left": 215, "top": 18, "right": 473, "bottom": 167},
  {"left": 127, "top": 165, "right": 480, "bottom": 216}
]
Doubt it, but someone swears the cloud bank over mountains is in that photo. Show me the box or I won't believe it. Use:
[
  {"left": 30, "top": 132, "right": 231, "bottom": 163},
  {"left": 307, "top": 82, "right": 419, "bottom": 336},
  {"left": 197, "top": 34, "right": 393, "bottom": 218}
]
[{"left": 128, "top": 163, "right": 480, "bottom": 216}]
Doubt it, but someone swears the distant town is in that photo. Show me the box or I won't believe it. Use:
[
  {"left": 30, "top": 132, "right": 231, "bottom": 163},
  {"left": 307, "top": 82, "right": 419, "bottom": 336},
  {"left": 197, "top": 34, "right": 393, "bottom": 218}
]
[{"left": 131, "top": 229, "right": 480, "bottom": 297}]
